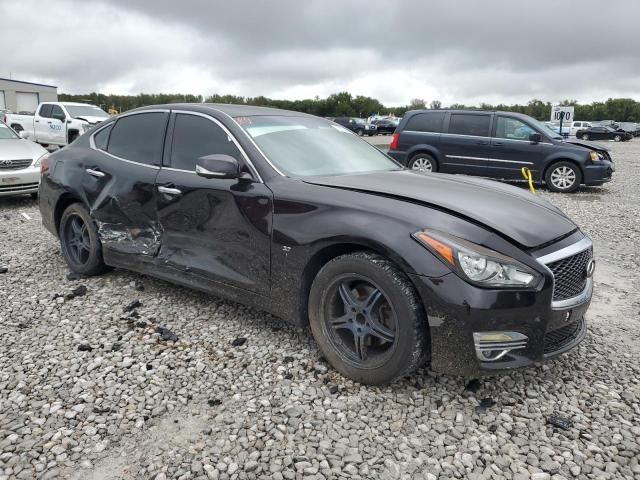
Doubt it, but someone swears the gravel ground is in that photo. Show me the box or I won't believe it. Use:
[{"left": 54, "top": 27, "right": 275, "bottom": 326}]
[{"left": 1, "top": 141, "right": 639, "bottom": 480}]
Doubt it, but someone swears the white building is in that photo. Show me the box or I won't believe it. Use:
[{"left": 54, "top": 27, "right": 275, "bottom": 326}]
[{"left": 0, "top": 78, "right": 58, "bottom": 114}]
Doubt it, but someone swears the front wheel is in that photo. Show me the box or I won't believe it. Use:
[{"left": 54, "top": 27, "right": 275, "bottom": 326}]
[
  {"left": 308, "top": 252, "right": 428, "bottom": 385},
  {"left": 356, "top": 129, "right": 364, "bottom": 137},
  {"left": 409, "top": 153, "right": 437, "bottom": 172},
  {"left": 545, "top": 161, "right": 582, "bottom": 193},
  {"left": 581, "top": 133, "right": 589, "bottom": 140},
  {"left": 59, "top": 203, "right": 109, "bottom": 276}
]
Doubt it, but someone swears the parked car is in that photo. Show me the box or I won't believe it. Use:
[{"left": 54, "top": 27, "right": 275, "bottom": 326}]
[
  {"left": 569, "top": 121, "right": 592, "bottom": 137},
  {"left": 617, "top": 122, "right": 640, "bottom": 137},
  {"left": 544, "top": 122, "right": 569, "bottom": 138},
  {"left": 0, "top": 120, "right": 48, "bottom": 197},
  {"left": 388, "top": 110, "right": 615, "bottom": 193},
  {"left": 6, "top": 102, "right": 109, "bottom": 148},
  {"left": 40, "top": 104, "right": 594, "bottom": 384},
  {"left": 333, "top": 117, "right": 377, "bottom": 136},
  {"left": 575, "top": 126, "right": 632, "bottom": 142},
  {"left": 370, "top": 118, "right": 397, "bottom": 135}
]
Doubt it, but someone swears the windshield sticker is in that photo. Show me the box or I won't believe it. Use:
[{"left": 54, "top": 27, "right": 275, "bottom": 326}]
[{"left": 235, "top": 116, "right": 252, "bottom": 126}]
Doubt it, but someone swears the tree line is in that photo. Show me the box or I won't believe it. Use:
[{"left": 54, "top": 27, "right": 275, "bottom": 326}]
[{"left": 58, "top": 92, "right": 640, "bottom": 122}]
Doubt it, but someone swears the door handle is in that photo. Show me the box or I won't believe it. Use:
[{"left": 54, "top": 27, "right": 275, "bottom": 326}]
[
  {"left": 86, "top": 168, "right": 106, "bottom": 178},
  {"left": 494, "top": 142, "right": 504, "bottom": 146},
  {"left": 35, "top": 120, "right": 40, "bottom": 123},
  {"left": 158, "top": 186, "right": 182, "bottom": 195},
  {"left": 476, "top": 140, "right": 489, "bottom": 145}
]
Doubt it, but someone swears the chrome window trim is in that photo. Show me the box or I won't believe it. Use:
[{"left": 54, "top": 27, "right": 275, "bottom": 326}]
[
  {"left": 402, "top": 130, "right": 440, "bottom": 134},
  {"left": 212, "top": 109, "right": 286, "bottom": 177},
  {"left": 441, "top": 132, "right": 490, "bottom": 140},
  {"left": 170, "top": 110, "right": 263, "bottom": 183}
]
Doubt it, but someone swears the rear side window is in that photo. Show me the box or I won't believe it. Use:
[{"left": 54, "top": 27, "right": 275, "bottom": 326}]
[
  {"left": 93, "top": 124, "right": 113, "bottom": 150},
  {"left": 39, "top": 104, "right": 52, "bottom": 118},
  {"left": 170, "top": 114, "right": 241, "bottom": 171},
  {"left": 448, "top": 114, "right": 491, "bottom": 137},
  {"left": 404, "top": 112, "right": 444, "bottom": 133},
  {"left": 107, "top": 113, "right": 167, "bottom": 165}
]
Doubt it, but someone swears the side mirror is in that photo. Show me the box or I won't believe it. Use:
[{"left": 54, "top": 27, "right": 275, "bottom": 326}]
[
  {"left": 53, "top": 114, "right": 66, "bottom": 122},
  {"left": 19, "top": 130, "right": 29, "bottom": 139},
  {"left": 196, "top": 154, "right": 240, "bottom": 179},
  {"left": 529, "top": 132, "right": 542, "bottom": 143}
]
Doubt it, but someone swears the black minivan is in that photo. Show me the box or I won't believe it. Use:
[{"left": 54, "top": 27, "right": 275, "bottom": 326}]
[{"left": 388, "top": 110, "right": 615, "bottom": 192}]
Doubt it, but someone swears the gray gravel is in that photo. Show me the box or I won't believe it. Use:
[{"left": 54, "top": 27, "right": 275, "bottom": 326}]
[{"left": 1, "top": 141, "right": 639, "bottom": 480}]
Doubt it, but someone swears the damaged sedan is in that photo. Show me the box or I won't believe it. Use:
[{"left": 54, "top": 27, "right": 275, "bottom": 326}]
[{"left": 39, "top": 105, "right": 594, "bottom": 384}]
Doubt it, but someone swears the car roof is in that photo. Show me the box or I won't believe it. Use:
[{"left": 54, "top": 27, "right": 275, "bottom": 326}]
[
  {"left": 133, "top": 103, "right": 315, "bottom": 118},
  {"left": 405, "top": 109, "right": 537, "bottom": 121}
]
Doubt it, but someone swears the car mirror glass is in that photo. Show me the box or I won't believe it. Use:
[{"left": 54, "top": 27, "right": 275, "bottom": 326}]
[{"left": 195, "top": 154, "right": 241, "bottom": 179}]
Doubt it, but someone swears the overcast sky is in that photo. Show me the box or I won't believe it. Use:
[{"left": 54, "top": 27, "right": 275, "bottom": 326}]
[{"left": 1, "top": 0, "right": 639, "bottom": 106}]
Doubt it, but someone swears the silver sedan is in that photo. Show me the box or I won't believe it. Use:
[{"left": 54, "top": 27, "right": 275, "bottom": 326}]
[{"left": 0, "top": 121, "right": 48, "bottom": 197}]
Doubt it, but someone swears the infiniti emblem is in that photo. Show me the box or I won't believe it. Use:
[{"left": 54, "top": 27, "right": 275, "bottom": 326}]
[{"left": 585, "top": 259, "right": 595, "bottom": 278}]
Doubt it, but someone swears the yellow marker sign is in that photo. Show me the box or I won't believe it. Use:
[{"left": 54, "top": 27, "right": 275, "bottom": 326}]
[{"left": 521, "top": 167, "right": 535, "bottom": 193}]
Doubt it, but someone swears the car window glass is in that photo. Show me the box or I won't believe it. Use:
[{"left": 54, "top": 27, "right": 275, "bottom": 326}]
[
  {"left": 39, "top": 104, "right": 52, "bottom": 118},
  {"left": 50, "top": 105, "right": 65, "bottom": 120},
  {"left": 405, "top": 112, "right": 445, "bottom": 133},
  {"left": 171, "top": 114, "right": 241, "bottom": 171},
  {"left": 107, "top": 113, "right": 166, "bottom": 165},
  {"left": 495, "top": 117, "right": 536, "bottom": 140},
  {"left": 94, "top": 124, "right": 113, "bottom": 150},
  {"left": 448, "top": 114, "right": 490, "bottom": 137}
]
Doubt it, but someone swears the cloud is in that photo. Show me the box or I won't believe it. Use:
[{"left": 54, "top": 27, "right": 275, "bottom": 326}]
[{"left": 1, "top": 0, "right": 639, "bottom": 105}]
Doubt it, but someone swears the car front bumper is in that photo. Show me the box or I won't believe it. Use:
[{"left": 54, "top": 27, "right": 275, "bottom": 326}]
[
  {"left": 409, "top": 250, "right": 592, "bottom": 376},
  {"left": 0, "top": 165, "right": 40, "bottom": 196},
  {"left": 584, "top": 160, "right": 615, "bottom": 185}
]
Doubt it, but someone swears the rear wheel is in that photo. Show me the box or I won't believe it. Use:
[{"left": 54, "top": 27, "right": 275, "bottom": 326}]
[
  {"left": 581, "top": 133, "right": 589, "bottom": 140},
  {"left": 308, "top": 252, "right": 428, "bottom": 385},
  {"left": 356, "top": 129, "right": 364, "bottom": 137},
  {"left": 59, "top": 203, "right": 109, "bottom": 276},
  {"left": 614, "top": 134, "right": 622, "bottom": 142},
  {"left": 409, "top": 153, "right": 437, "bottom": 173},
  {"left": 545, "top": 161, "right": 582, "bottom": 193}
]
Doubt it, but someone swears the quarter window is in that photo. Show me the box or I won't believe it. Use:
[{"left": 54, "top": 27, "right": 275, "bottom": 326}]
[
  {"left": 448, "top": 114, "right": 491, "bottom": 137},
  {"left": 93, "top": 124, "right": 113, "bottom": 150},
  {"left": 404, "top": 112, "right": 445, "bottom": 133},
  {"left": 170, "top": 114, "right": 241, "bottom": 171},
  {"left": 495, "top": 117, "right": 536, "bottom": 140},
  {"left": 107, "top": 113, "right": 167, "bottom": 165}
]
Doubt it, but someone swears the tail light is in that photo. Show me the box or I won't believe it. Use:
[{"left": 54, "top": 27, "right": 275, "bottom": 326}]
[
  {"left": 40, "top": 154, "right": 50, "bottom": 175},
  {"left": 389, "top": 132, "right": 399, "bottom": 150}
]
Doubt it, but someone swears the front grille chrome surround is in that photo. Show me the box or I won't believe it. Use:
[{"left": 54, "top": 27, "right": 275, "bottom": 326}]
[{"left": 0, "top": 158, "right": 33, "bottom": 170}]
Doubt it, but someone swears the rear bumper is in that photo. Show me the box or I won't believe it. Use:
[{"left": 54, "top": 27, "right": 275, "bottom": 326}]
[
  {"left": 409, "top": 268, "right": 591, "bottom": 377},
  {"left": 0, "top": 167, "right": 39, "bottom": 196},
  {"left": 387, "top": 150, "right": 407, "bottom": 165}
]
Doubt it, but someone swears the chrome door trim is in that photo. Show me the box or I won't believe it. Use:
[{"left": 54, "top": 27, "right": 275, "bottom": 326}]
[{"left": 445, "top": 155, "right": 487, "bottom": 161}]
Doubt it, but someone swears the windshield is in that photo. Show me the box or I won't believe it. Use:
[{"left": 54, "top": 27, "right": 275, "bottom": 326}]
[
  {"left": 238, "top": 115, "right": 401, "bottom": 177},
  {"left": 0, "top": 122, "right": 19, "bottom": 139},
  {"left": 531, "top": 118, "right": 562, "bottom": 140},
  {"left": 63, "top": 104, "right": 109, "bottom": 119}
]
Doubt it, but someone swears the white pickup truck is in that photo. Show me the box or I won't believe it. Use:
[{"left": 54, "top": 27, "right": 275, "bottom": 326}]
[{"left": 6, "top": 102, "right": 110, "bottom": 147}]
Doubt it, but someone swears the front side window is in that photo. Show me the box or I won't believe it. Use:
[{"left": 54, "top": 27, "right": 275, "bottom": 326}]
[
  {"left": 39, "top": 104, "right": 53, "bottom": 118},
  {"left": 238, "top": 115, "right": 400, "bottom": 177},
  {"left": 405, "top": 112, "right": 445, "bottom": 133},
  {"left": 50, "top": 105, "right": 65, "bottom": 120},
  {"left": 170, "top": 114, "right": 241, "bottom": 171},
  {"left": 495, "top": 117, "right": 536, "bottom": 140},
  {"left": 107, "top": 113, "right": 167, "bottom": 165},
  {"left": 448, "top": 114, "right": 491, "bottom": 137}
]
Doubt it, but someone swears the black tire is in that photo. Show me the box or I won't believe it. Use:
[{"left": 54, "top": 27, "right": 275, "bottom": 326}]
[
  {"left": 614, "top": 134, "right": 622, "bottom": 142},
  {"left": 545, "top": 161, "right": 582, "bottom": 193},
  {"left": 59, "top": 203, "right": 109, "bottom": 276},
  {"left": 308, "top": 251, "right": 428, "bottom": 385},
  {"left": 581, "top": 133, "right": 589, "bottom": 140},
  {"left": 356, "top": 129, "right": 364, "bottom": 136},
  {"left": 408, "top": 153, "right": 438, "bottom": 173}
]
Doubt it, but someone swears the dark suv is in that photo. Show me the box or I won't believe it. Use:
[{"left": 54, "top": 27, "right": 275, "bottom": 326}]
[
  {"left": 388, "top": 110, "right": 615, "bottom": 192},
  {"left": 333, "top": 117, "right": 377, "bottom": 136}
]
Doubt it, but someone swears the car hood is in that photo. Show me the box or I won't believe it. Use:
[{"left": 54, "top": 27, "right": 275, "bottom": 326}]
[
  {"left": 0, "top": 138, "right": 47, "bottom": 161},
  {"left": 304, "top": 170, "right": 577, "bottom": 249},
  {"left": 563, "top": 139, "right": 609, "bottom": 151}
]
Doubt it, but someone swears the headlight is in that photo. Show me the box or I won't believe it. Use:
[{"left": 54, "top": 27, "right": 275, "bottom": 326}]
[
  {"left": 33, "top": 152, "right": 48, "bottom": 167},
  {"left": 412, "top": 229, "right": 542, "bottom": 288},
  {"left": 590, "top": 151, "right": 605, "bottom": 161}
]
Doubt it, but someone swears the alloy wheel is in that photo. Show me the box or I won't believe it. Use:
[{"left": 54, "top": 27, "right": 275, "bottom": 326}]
[
  {"left": 323, "top": 275, "right": 398, "bottom": 368},
  {"left": 63, "top": 214, "right": 92, "bottom": 265},
  {"left": 411, "top": 157, "right": 433, "bottom": 172},
  {"left": 550, "top": 166, "right": 576, "bottom": 190},
  {"left": 614, "top": 135, "right": 622, "bottom": 142}
]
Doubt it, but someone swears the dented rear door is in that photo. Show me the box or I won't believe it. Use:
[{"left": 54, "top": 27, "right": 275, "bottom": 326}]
[{"left": 85, "top": 111, "right": 168, "bottom": 258}]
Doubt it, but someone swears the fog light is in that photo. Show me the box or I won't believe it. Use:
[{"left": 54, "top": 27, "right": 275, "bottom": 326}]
[{"left": 473, "top": 331, "right": 528, "bottom": 362}]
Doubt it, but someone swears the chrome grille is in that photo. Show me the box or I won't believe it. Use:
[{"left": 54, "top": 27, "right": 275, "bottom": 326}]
[
  {"left": 0, "top": 158, "right": 32, "bottom": 170},
  {"left": 547, "top": 248, "right": 592, "bottom": 301}
]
